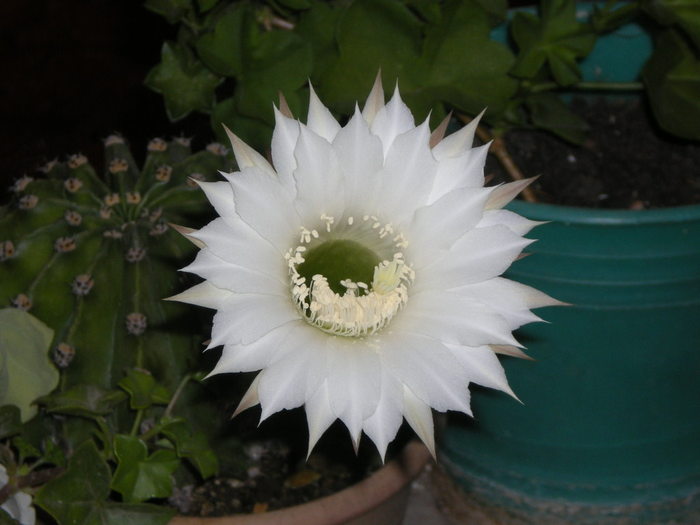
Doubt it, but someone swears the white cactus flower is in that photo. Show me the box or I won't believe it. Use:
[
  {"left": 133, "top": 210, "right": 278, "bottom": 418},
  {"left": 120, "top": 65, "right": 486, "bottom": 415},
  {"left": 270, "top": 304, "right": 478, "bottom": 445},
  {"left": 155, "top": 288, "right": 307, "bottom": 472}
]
[
  {"left": 170, "top": 77, "right": 558, "bottom": 459},
  {"left": 0, "top": 465, "right": 35, "bottom": 525}
]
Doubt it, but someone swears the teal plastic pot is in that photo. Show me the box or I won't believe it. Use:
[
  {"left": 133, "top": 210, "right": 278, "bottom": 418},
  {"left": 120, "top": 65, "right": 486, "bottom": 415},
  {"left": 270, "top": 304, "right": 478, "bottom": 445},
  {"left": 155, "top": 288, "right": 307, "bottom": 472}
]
[{"left": 440, "top": 202, "right": 700, "bottom": 523}]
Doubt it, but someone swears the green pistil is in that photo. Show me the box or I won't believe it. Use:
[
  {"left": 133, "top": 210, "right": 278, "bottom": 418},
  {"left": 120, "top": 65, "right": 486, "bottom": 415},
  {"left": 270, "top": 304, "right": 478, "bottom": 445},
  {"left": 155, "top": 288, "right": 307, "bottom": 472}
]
[{"left": 297, "top": 239, "right": 380, "bottom": 295}]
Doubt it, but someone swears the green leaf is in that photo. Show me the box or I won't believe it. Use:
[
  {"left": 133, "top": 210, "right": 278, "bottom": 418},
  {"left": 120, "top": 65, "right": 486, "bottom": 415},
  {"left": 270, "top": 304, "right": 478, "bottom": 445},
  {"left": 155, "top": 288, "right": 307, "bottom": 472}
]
[
  {"left": 0, "top": 405, "right": 21, "bottom": 439},
  {"left": 11, "top": 436, "right": 40, "bottom": 462},
  {"left": 160, "top": 418, "right": 218, "bottom": 478},
  {"left": 319, "top": 0, "right": 423, "bottom": 112},
  {"left": 118, "top": 369, "right": 170, "bottom": 410},
  {"left": 643, "top": 29, "right": 700, "bottom": 140},
  {"left": 145, "top": 41, "right": 223, "bottom": 121},
  {"left": 0, "top": 308, "right": 58, "bottom": 422},
  {"left": 277, "top": 0, "right": 313, "bottom": 8},
  {"left": 403, "top": 0, "right": 443, "bottom": 23},
  {"left": 525, "top": 92, "right": 590, "bottom": 144},
  {"left": 236, "top": 30, "right": 313, "bottom": 125},
  {"left": 643, "top": 0, "right": 700, "bottom": 50},
  {"left": 144, "top": 0, "right": 192, "bottom": 24},
  {"left": 470, "top": 0, "right": 507, "bottom": 23},
  {"left": 296, "top": 3, "right": 343, "bottom": 83},
  {"left": 111, "top": 435, "right": 179, "bottom": 503},
  {"left": 37, "top": 384, "right": 127, "bottom": 418},
  {"left": 510, "top": 0, "right": 597, "bottom": 85},
  {"left": 211, "top": 98, "right": 273, "bottom": 153},
  {"left": 591, "top": 1, "right": 640, "bottom": 33},
  {"left": 417, "top": 0, "right": 517, "bottom": 120},
  {"left": 42, "top": 438, "right": 66, "bottom": 468},
  {"left": 195, "top": 3, "right": 250, "bottom": 77},
  {"left": 0, "top": 509, "right": 20, "bottom": 525},
  {"left": 35, "top": 441, "right": 174, "bottom": 525},
  {"left": 197, "top": 0, "right": 219, "bottom": 13}
]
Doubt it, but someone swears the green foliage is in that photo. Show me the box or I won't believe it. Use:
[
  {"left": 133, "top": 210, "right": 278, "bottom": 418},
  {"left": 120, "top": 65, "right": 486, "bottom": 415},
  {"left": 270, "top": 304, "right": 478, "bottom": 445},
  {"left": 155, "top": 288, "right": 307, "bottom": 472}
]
[
  {"left": 118, "top": 369, "right": 170, "bottom": 410},
  {"left": 111, "top": 435, "right": 179, "bottom": 503},
  {"left": 35, "top": 441, "right": 175, "bottom": 525},
  {"left": 0, "top": 309, "right": 58, "bottom": 422},
  {"left": 144, "top": 0, "right": 700, "bottom": 146},
  {"left": 0, "top": 139, "right": 230, "bottom": 522},
  {"left": 0, "top": 406, "right": 22, "bottom": 439},
  {"left": 642, "top": 0, "right": 700, "bottom": 140}
]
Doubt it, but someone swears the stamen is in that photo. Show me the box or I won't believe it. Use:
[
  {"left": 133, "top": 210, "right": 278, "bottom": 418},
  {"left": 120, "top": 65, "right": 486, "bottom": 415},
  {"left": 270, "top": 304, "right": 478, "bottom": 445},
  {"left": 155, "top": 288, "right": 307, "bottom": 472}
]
[{"left": 287, "top": 213, "right": 413, "bottom": 337}]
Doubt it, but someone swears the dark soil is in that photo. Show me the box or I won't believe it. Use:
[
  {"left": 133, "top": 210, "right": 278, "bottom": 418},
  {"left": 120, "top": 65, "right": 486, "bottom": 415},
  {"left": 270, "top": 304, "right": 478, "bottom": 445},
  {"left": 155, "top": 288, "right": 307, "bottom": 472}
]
[
  {"left": 167, "top": 401, "right": 398, "bottom": 517},
  {"left": 487, "top": 97, "right": 700, "bottom": 209}
]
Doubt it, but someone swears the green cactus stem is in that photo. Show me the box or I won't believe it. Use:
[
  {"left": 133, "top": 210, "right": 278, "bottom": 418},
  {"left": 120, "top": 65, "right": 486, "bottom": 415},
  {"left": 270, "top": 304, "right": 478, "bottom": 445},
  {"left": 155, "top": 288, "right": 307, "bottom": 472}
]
[{"left": 0, "top": 136, "right": 230, "bottom": 399}]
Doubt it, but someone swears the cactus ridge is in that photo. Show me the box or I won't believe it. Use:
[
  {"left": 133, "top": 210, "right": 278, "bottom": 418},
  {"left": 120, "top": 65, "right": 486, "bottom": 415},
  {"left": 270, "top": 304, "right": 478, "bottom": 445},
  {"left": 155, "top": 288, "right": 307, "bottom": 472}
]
[{"left": 1, "top": 135, "right": 231, "bottom": 395}]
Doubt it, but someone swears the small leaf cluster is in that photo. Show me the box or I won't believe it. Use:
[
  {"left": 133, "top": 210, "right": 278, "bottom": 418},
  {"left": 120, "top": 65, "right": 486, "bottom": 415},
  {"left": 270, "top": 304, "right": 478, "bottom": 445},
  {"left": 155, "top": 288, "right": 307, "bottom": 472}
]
[
  {"left": 145, "top": 0, "right": 700, "bottom": 149},
  {"left": 0, "top": 368, "right": 218, "bottom": 525}
]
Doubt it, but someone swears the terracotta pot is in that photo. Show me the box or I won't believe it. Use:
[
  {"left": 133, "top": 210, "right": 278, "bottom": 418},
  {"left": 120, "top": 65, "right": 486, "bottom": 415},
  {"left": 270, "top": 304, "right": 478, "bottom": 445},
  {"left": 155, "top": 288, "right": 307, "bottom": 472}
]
[{"left": 169, "top": 441, "right": 431, "bottom": 525}]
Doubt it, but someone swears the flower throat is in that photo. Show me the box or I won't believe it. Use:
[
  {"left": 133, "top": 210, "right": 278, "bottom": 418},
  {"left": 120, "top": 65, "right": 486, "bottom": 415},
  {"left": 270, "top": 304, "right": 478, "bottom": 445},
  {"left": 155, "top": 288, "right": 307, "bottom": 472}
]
[{"left": 285, "top": 214, "right": 413, "bottom": 337}]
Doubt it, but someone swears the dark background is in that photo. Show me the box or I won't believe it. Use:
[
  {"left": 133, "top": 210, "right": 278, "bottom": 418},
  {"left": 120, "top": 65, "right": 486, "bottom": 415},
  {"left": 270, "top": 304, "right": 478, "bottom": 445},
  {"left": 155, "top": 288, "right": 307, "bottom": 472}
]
[
  {"left": 1, "top": 0, "right": 533, "bottom": 188},
  {"left": 1, "top": 0, "right": 210, "bottom": 188}
]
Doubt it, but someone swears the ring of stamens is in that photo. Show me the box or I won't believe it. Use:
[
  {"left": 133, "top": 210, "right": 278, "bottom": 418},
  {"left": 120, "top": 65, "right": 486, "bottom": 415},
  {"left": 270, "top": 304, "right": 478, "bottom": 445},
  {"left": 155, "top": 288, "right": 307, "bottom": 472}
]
[{"left": 285, "top": 214, "right": 414, "bottom": 337}]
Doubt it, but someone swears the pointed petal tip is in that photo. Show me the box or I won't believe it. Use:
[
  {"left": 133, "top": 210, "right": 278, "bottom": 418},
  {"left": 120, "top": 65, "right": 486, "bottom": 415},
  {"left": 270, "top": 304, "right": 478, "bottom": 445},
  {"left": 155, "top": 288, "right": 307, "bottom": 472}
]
[
  {"left": 429, "top": 112, "right": 452, "bottom": 148},
  {"left": 168, "top": 223, "right": 206, "bottom": 249},
  {"left": 278, "top": 91, "right": 294, "bottom": 119}
]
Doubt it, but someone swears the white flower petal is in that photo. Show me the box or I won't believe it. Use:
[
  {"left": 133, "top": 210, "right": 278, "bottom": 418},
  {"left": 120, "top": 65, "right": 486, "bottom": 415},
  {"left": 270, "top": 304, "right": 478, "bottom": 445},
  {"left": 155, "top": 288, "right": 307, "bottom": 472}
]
[
  {"left": 210, "top": 293, "right": 299, "bottom": 346},
  {"left": 232, "top": 374, "right": 261, "bottom": 417},
  {"left": 293, "top": 126, "right": 345, "bottom": 222},
  {"left": 226, "top": 167, "right": 300, "bottom": 252},
  {"left": 486, "top": 178, "right": 537, "bottom": 210},
  {"left": 182, "top": 248, "right": 286, "bottom": 295},
  {"left": 325, "top": 340, "right": 381, "bottom": 449},
  {"left": 414, "top": 225, "right": 534, "bottom": 289},
  {"left": 333, "top": 107, "right": 384, "bottom": 210},
  {"left": 397, "top": 291, "right": 521, "bottom": 347},
  {"left": 209, "top": 322, "right": 299, "bottom": 375},
  {"left": 402, "top": 385, "right": 436, "bottom": 458},
  {"left": 478, "top": 209, "right": 544, "bottom": 235},
  {"left": 258, "top": 351, "right": 314, "bottom": 420},
  {"left": 362, "top": 370, "right": 404, "bottom": 461},
  {"left": 455, "top": 277, "right": 562, "bottom": 329},
  {"left": 195, "top": 180, "right": 236, "bottom": 218},
  {"left": 307, "top": 84, "right": 341, "bottom": 142},
  {"left": 381, "top": 333, "right": 472, "bottom": 414},
  {"left": 190, "top": 217, "right": 283, "bottom": 278},
  {"left": 408, "top": 186, "right": 493, "bottom": 267},
  {"left": 165, "top": 280, "right": 233, "bottom": 309},
  {"left": 258, "top": 323, "right": 330, "bottom": 420},
  {"left": 375, "top": 120, "right": 436, "bottom": 223},
  {"left": 305, "top": 381, "right": 336, "bottom": 457},
  {"left": 271, "top": 106, "right": 301, "bottom": 191},
  {"left": 224, "top": 125, "right": 276, "bottom": 176},
  {"left": 432, "top": 109, "right": 484, "bottom": 160},
  {"left": 445, "top": 344, "right": 515, "bottom": 397},
  {"left": 370, "top": 86, "right": 415, "bottom": 156},
  {"left": 428, "top": 143, "right": 489, "bottom": 204},
  {"left": 361, "top": 72, "right": 385, "bottom": 126}
]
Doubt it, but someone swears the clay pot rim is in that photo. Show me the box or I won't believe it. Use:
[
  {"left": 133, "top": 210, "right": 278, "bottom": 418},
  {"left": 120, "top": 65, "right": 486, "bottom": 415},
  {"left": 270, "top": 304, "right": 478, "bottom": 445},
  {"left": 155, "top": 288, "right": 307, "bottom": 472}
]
[{"left": 169, "top": 441, "right": 432, "bottom": 525}]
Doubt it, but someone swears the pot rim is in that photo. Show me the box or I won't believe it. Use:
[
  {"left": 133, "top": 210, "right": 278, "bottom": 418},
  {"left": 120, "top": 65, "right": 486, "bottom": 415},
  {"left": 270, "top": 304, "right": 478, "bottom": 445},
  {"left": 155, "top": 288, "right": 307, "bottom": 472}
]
[
  {"left": 168, "top": 441, "right": 431, "bottom": 525},
  {"left": 507, "top": 199, "right": 700, "bottom": 226}
]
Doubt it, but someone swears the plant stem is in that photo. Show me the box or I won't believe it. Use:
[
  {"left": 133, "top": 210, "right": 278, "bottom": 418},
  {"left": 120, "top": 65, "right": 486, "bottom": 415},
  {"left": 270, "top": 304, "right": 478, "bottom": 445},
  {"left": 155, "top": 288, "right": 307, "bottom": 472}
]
[
  {"left": 457, "top": 114, "right": 538, "bottom": 203},
  {"left": 130, "top": 408, "right": 144, "bottom": 437},
  {"left": 163, "top": 374, "right": 192, "bottom": 419},
  {"left": 0, "top": 467, "right": 65, "bottom": 506},
  {"left": 531, "top": 81, "right": 644, "bottom": 93}
]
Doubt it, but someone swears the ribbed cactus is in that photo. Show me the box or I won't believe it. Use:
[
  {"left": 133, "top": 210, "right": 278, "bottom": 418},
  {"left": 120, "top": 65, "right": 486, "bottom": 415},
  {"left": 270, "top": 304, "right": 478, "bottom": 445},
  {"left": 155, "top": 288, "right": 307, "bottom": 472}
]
[{"left": 0, "top": 136, "right": 230, "bottom": 394}]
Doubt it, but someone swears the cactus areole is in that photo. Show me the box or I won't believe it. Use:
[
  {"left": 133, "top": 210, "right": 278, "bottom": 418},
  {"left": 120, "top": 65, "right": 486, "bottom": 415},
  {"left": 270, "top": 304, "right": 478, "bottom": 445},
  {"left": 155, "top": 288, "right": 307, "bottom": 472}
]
[{"left": 0, "top": 136, "right": 230, "bottom": 392}]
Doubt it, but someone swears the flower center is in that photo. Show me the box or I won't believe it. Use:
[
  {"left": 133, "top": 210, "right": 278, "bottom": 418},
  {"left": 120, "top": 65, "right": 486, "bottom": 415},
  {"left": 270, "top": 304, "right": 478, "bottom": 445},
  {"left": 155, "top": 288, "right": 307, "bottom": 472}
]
[{"left": 286, "top": 214, "right": 413, "bottom": 337}]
